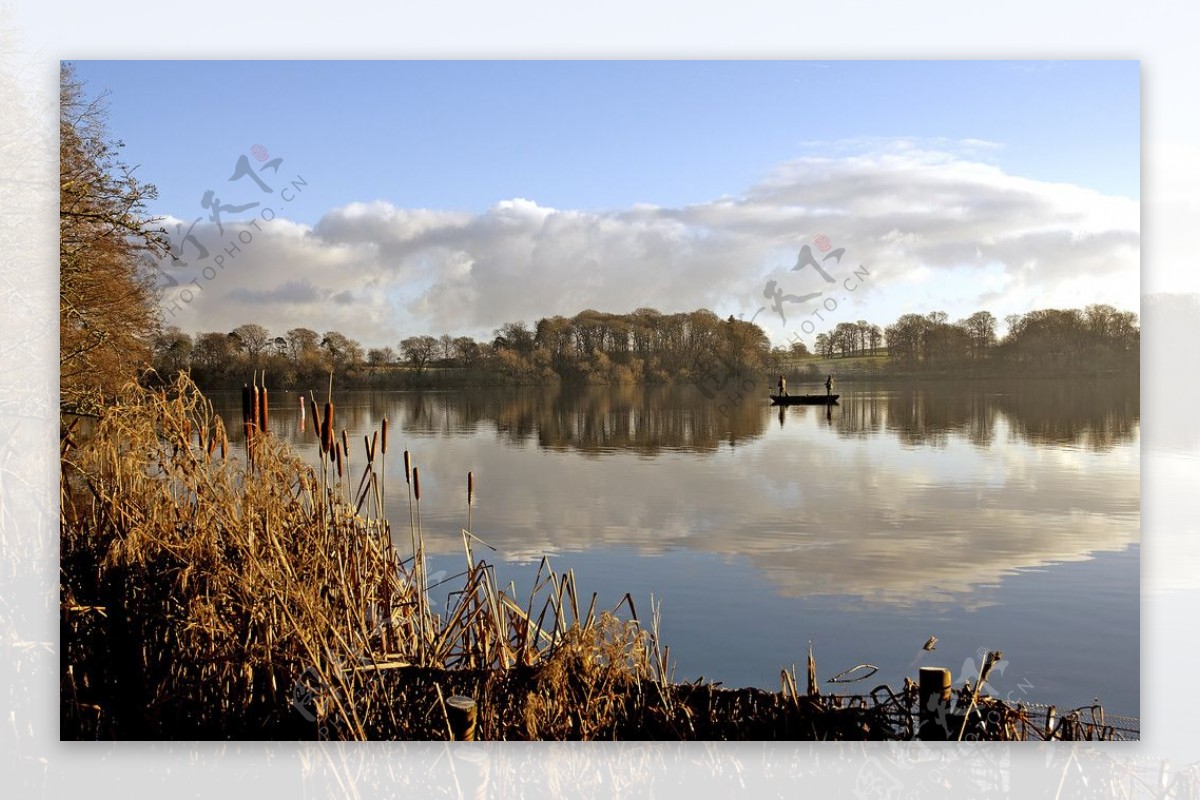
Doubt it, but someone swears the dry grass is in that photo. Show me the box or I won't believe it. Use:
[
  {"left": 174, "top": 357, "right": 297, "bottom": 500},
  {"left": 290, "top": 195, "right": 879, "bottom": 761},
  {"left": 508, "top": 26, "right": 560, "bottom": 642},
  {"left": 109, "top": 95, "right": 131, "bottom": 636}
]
[{"left": 60, "top": 374, "right": 670, "bottom": 740}]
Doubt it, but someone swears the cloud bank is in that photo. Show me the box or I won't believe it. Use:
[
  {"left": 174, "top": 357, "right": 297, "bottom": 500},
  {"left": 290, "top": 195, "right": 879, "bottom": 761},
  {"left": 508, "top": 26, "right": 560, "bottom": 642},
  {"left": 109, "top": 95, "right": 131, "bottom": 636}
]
[{"left": 157, "top": 142, "right": 1139, "bottom": 346}]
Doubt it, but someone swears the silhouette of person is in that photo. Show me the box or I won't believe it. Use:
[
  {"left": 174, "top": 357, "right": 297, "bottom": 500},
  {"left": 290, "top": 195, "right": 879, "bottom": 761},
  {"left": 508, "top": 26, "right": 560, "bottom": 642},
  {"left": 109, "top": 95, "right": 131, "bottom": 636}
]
[{"left": 778, "top": 374, "right": 787, "bottom": 397}]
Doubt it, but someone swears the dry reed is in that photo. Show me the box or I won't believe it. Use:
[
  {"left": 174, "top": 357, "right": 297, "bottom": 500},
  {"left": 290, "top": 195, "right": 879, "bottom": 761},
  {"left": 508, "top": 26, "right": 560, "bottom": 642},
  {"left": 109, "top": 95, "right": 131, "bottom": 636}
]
[{"left": 59, "top": 374, "right": 670, "bottom": 740}]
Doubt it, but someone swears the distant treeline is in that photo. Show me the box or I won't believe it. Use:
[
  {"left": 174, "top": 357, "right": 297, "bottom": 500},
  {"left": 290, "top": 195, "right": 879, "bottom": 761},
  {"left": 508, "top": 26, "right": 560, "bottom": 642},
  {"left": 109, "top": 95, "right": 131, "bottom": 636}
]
[
  {"left": 153, "top": 309, "right": 772, "bottom": 390},
  {"left": 809, "top": 305, "right": 1138, "bottom": 376},
  {"left": 152, "top": 304, "right": 1138, "bottom": 391}
]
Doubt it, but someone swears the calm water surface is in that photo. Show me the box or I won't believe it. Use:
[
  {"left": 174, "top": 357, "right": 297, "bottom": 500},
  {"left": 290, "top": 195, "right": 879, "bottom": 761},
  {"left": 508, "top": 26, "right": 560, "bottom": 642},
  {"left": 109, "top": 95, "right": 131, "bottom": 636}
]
[{"left": 212, "top": 377, "right": 1139, "bottom": 717}]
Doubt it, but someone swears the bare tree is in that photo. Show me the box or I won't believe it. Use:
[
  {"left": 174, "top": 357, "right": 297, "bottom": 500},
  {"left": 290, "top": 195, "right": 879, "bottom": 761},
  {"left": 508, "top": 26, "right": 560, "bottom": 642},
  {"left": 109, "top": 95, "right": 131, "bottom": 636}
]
[
  {"left": 60, "top": 64, "right": 167, "bottom": 410},
  {"left": 868, "top": 324, "right": 883, "bottom": 355},
  {"left": 321, "top": 331, "right": 364, "bottom": 372},
  {"left": 856, "top": 320, "right": 870, "bottom": 355},
  {"left": 885, "top": 314, "right": 929, "bottom": 362},
  {"left": 453, "top": 336, "right": 481, "bottom": 367},
  {"left": 231, "top": 323, "right": 271, "bottom": 357},
  {"left": 286, "top": 328, "right": 321, "bottom": 359},
  {"left": 367, "top": 347, "right": 397, "bottom": 366},
  {"left": 191, "top": 332, "right": 237, "bottom": 373},
  {"left": 400, "top": 335, "right": 439, "bottom": 372},
  {"left": 151, "top": 326, "right": 193, "bottom": 376},
  {"left": 961, "top": 311, "right": 997, "bottom": 359},
  {"left": 493, "top": 321, "right": 535, "bottom": 354}
]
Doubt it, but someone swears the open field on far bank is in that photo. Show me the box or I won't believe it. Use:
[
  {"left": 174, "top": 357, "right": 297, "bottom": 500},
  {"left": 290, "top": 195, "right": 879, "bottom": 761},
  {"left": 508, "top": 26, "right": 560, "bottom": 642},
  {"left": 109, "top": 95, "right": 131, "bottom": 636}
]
[{"left": 777, "top": 353, "right": 890, "bottom": 381}]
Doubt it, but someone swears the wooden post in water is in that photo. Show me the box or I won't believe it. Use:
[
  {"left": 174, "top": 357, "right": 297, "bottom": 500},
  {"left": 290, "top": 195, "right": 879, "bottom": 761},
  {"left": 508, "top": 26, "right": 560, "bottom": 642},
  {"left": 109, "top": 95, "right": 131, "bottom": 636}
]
[
  {"left": 447, "top": 695, "right": 477, "bottom": 741},
  {"left": 918, "top": 667, "right": 952, "bottom": 740}
]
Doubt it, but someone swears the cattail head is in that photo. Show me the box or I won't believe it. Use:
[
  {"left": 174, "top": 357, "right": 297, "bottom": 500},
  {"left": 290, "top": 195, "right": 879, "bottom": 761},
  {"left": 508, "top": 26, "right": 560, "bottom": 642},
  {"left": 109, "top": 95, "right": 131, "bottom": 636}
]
[
  {"left": 341, "top": 429, "right": 349, "bottom": 460},
  {"left": 381, "top": 417, "right": 389, "bottom": 455},
  {"left": 335, "top": 442, "right": 344, "bottom": 478},
  {"left": 220, "top": 430, "right": 228, "bottom": 460},
  {"left": 259, "top": 386, "right": 269, "bottom": 432},
  {"left": 241, "top": 384, "right": 252, "bottom": 426},
  {"left": 251, "top": 384, "right": 260, "bottom": 431},
  {"left": 403, "top": 450, "right": 411, "bottom": 485},
  {"left": 468, "top": 471, "right": 474, "bottom": 505},
  {"left": 309, "top": 398, "right": 320, "bottom": 440},
  {"left": 322, "top": 402, "right": 335, "bottom": 455},
  {"left": 412, "top": 466, "right": 421, "bottom": 501}
]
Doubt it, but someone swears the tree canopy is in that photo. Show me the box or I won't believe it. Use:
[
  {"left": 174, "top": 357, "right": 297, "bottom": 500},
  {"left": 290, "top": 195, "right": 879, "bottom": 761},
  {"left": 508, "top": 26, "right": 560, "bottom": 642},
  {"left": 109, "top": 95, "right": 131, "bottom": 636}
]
[{"left": 60, "top": 64, "right": 166, "bottom": 411}]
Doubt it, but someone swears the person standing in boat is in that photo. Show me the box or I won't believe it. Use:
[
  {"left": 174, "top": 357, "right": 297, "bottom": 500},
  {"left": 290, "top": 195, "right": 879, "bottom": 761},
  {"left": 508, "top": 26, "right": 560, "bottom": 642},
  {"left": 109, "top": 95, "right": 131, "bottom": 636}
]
[
  {"left": 778, "top": 374, "right": 788, "bottom": 397},
  {"left": 825, "top": 374, "right": 834, "bottom": 397}
]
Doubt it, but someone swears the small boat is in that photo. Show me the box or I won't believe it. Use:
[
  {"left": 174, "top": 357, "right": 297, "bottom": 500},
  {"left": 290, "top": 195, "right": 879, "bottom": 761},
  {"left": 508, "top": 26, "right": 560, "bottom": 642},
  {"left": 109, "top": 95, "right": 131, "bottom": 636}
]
[{"left": 770, "top": 393, "right": 839, "bottom": 405}]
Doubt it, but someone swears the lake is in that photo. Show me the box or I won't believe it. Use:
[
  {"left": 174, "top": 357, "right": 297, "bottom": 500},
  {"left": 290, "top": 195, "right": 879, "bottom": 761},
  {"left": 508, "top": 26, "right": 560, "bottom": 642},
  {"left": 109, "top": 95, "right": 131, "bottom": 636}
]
[{"left": 210, "top": 376, "right": 1140, "bottom": 719}]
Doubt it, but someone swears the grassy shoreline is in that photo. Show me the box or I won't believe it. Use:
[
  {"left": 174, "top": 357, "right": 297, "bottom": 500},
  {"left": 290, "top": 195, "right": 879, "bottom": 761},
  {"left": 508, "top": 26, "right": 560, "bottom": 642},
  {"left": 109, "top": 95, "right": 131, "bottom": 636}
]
[{"left": 60, "top": 376, "right": 1130, "bottom": 741}]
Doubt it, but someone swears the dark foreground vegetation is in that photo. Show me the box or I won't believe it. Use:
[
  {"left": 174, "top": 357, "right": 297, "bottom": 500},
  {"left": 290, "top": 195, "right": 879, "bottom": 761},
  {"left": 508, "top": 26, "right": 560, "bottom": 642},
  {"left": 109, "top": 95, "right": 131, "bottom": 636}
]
[{"left": 60, "top": 376, "right": 1130, "bottom": 741}]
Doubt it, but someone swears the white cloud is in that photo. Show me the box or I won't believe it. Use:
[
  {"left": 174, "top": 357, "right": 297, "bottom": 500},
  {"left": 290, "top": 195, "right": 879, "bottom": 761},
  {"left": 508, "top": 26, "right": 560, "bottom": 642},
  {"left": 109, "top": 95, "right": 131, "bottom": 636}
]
[{"left": 156, "top": 142, "right": 1138, "bottom": 347}]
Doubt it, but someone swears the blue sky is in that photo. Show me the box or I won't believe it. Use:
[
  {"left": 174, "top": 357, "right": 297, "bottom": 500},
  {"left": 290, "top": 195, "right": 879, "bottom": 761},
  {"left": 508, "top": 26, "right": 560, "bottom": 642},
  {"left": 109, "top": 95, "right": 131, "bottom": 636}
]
[
  {"left": 69, "top": 60, "right": 1140, "bottom": 347},
  {"left": 75, "top": 60, "right": 1139, "bottom": 216}
]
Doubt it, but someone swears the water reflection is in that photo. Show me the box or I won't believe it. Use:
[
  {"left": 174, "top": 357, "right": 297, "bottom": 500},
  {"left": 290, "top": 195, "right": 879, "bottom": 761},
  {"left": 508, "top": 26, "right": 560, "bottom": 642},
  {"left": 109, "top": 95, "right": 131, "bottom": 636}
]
[
  {"left": 231, "top": 377, "right": 1138, "bottom": 454},
  {"left": 208, "top": 378, "right": 1139, "bottom": 607},
  {"left": 424, "top": 385, "right": 770, "bottom": 454},
  {"left": 825, "top": 378, "right": 1138, "bottom": 450},
  {"left": 777, "top": 402, "right": 835, "bottom": 430},
  {"left": 206, "top": 378, "right": 1139, "bottom": 709}
]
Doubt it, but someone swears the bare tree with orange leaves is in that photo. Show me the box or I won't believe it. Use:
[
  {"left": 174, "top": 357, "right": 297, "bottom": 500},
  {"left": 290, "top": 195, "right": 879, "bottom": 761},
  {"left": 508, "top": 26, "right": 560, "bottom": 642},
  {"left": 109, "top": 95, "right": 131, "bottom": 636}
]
[{"left": 60, "top": 63, "right": 166, "bottom": 411}]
